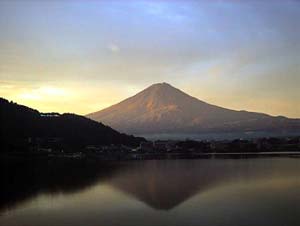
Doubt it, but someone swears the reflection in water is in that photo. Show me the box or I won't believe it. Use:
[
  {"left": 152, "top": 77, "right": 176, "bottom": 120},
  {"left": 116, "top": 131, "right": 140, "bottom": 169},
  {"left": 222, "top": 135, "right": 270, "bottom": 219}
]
[
  {"left": 0, "top": 159, "right": 123, "bottom": 212},
  {"left": 108, "top": 160, "right": 233, "bottom": 210},
  {"left": 1, "top": 158, "right": 300, "bottom": 226},
  {"left": 108, "top": 159, "right": 300, "bottom": 210}
]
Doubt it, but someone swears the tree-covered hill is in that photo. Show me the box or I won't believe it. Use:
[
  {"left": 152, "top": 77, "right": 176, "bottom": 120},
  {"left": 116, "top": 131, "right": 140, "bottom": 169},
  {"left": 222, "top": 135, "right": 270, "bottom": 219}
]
[{"left": 0, "top": 98, "right": 145, "bottom": 152}]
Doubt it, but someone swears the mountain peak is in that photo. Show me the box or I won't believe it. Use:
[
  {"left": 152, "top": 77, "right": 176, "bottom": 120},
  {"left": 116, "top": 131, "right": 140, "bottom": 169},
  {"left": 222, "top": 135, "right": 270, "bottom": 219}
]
[
  {"left": 150, "top": 82, "right": 173, "bottom": 88},
  {"left": 140, "top": 82, "right": 188, "bottom": 99},
  {"left": 135, "top": 82, "right": 197, "bottom": 109},
  {"left": 145, "top": 82, "right": 176, "bottom": 92}
]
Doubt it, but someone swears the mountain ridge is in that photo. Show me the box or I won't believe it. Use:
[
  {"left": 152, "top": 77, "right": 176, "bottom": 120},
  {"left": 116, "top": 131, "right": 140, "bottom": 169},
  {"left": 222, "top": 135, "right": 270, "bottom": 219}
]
[{"left": 87, "top": 83, "right": 300, "bottom": 136}]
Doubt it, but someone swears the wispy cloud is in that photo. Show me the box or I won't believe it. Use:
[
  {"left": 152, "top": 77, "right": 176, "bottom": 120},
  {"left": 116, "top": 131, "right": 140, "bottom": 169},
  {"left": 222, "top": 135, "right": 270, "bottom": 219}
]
[{"left": 108, "top": 43, "right": 120, "bottom": 53}]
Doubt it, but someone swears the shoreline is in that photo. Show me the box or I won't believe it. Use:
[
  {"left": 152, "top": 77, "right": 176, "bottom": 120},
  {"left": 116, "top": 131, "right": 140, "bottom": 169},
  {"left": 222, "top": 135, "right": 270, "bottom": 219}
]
[{"left": 1, "top": 151, "right": 300, "bottom": 162}]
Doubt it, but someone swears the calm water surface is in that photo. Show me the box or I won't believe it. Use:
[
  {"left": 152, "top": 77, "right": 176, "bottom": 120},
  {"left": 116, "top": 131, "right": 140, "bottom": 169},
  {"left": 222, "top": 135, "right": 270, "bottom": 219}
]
[{"left": 1, "top": 158, "right": 300, "bottom": 226}]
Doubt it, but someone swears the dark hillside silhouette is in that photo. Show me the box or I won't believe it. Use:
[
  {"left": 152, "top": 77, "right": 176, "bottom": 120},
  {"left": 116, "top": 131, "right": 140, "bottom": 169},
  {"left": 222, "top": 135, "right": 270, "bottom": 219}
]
[{"left": 0, "top": 98, "right": 145, "bottom": 152}]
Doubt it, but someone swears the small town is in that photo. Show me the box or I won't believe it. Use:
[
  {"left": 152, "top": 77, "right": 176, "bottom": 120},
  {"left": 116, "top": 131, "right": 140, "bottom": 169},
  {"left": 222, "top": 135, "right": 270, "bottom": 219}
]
[{"left": 3, "top": 136, "right": 300, "bottom": 161}]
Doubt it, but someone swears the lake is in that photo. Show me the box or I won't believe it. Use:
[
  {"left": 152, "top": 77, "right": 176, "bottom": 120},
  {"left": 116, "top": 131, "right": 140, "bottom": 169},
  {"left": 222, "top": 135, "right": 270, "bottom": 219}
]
[{"left": 1, "top": 157, "right": 300, "bottom": 226}]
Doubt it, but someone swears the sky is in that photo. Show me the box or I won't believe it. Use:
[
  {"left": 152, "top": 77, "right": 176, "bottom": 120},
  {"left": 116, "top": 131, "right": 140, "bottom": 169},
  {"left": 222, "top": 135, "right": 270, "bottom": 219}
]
[{"left": 0, "top": 0, "right": 299, "bottom": 118}]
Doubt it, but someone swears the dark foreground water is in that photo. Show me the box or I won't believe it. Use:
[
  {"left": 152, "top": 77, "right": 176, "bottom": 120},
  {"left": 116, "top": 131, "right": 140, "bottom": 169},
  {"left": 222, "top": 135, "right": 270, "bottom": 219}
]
[{"left": 1, "top": 157, "right": 300, "bottom": 226}]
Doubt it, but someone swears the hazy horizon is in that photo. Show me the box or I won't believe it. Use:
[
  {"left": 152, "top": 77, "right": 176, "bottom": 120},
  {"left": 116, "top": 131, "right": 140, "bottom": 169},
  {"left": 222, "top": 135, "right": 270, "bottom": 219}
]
[{"left": 0, "top": 0, "right": 299, "bottom": 117}]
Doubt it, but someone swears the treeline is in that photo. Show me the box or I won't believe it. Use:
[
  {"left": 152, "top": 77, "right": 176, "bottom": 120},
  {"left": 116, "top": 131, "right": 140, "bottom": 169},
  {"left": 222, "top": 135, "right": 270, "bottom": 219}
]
[{"left": 0, "top": 98, "right": 145, "bottom": 153}]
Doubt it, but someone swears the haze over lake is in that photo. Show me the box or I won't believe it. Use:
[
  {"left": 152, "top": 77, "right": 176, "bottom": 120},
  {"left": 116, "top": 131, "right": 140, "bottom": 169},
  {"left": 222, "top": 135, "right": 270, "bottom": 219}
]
[{"left": 1, "top": 158, "right": 300, "bottom": 226}]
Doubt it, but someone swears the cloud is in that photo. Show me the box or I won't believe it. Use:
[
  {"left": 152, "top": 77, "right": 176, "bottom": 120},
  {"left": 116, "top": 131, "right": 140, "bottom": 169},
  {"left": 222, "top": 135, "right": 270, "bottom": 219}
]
[{"left": 108, "top": 43, "right": 120, "bottom": 53}]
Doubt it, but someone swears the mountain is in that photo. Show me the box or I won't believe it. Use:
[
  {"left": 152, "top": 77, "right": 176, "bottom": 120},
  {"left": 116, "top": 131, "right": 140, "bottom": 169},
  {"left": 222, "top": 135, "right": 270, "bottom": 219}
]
[
  {"left": 0, "top": 98, "right": 145, "bottom": 152},
  {"left": 87, "top": 83, "right": 300, "bottom": 137}
]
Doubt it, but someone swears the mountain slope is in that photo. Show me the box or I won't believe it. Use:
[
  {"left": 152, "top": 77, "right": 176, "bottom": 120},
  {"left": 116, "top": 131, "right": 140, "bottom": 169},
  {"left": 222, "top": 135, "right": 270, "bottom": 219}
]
[
  {"left": 0, "top": 98, "right": 145, "bottom": 152},
  {"left": 87, "top": 83, "right": 300, "bottom": 136}
]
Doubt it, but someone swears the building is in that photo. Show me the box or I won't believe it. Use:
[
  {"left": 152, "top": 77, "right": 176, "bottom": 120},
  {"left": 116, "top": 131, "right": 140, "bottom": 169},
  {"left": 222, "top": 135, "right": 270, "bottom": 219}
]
[{"left": 139, "top": 141, "right": 154, "bottom": 152}]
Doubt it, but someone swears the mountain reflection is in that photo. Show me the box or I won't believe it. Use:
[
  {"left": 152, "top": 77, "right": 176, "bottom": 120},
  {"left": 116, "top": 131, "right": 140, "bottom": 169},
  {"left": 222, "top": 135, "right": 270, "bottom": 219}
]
[
  {"left": 1, "top": 158, "right": 298, "bottom": 213},
  {"left": 106, "top": 159, "right": 300, "bottom": 210},
  {"left": 107, "top": 160, "right": 227, "bottom": 210}
]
